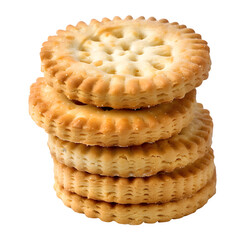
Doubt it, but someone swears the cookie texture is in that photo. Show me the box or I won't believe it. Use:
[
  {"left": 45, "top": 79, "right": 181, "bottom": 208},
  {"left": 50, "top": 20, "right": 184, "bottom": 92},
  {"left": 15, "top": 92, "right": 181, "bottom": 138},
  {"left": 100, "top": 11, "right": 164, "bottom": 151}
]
[
  {"left": 54, "top": 172, "right": 216, "bottom": 224},
  {"left": 48, "top": 104, "right": 212, "bottom": 177},
  {"left": 41, "top": 16, "right": 211, "bottom": 109},
  {"left": 53, "top": 149, "right": 215, "bottom": 204},
  {"left": 28, "top": 15, "right": 214, "bottom": 224},
  {"left": 29, "top": 78, "right": 196, "bottom": 147}
]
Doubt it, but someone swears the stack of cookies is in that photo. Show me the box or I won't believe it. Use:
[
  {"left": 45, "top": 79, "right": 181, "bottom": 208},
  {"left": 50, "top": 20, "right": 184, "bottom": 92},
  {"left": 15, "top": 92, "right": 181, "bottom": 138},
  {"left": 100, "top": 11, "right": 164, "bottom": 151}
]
[{"left": 29, "top": 16, "right": 216, "bottom": 224}]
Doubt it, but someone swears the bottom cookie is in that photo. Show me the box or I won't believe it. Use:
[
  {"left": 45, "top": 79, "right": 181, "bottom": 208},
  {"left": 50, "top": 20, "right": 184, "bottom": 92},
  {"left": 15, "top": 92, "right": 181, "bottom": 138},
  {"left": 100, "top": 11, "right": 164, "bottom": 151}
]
[{"left": 54, "top": 172, "right": 216, "bottom": 225}]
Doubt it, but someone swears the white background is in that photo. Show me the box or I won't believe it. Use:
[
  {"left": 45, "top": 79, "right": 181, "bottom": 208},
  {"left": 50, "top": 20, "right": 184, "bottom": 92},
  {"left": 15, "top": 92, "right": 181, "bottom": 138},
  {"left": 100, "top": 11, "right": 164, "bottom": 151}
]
[{"left": 1, "top": 0, "right": 239, "bottom": 239}]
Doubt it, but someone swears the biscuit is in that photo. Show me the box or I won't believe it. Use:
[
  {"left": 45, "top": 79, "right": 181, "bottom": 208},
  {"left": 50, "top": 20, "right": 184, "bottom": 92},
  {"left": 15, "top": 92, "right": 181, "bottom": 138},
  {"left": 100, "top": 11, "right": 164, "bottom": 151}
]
[
  {"left": 29, "top": 78, "right": 196, "bottom": 147},
  {"left": 48, "top": 104, "right": 212, "bottom": 177},
  {"left": 53, "top": 149, "right": 215, "bottom": 204},
  {"left": 41, "top": 16, "right": 210, "bottom": 109},
  {"left": 54, "top": 171, "right": 216, "bottom": 224}
]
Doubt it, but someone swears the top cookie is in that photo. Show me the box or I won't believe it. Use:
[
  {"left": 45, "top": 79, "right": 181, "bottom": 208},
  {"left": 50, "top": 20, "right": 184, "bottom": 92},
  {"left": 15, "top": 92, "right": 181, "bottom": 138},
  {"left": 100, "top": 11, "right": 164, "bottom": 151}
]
[{"left": 41, "top": 16, "right": 211, "bottom": 109}]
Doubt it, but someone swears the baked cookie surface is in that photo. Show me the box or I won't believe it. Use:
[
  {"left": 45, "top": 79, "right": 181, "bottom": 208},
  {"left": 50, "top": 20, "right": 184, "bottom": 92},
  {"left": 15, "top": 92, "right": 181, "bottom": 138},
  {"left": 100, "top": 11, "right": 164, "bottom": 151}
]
[
  {"left": 54, "top": 172, "right": 216, "bottom": 224},
  {"left": 48, "top": 104, "right": 212, "bottom": 177},
  {"left": 29, "top": 78, "right": 196, "bottom": 146},
  {"left": 53, "top": 149, "right": 215, "bottom": 204},
  {"left": 41, "top": 16, "right": 211, "bottom": 109}
]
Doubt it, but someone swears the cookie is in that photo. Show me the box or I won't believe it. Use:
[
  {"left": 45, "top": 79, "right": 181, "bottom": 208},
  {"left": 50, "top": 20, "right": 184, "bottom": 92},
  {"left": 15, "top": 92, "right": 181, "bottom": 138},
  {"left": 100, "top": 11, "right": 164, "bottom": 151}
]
[
  {"left": 53, "top": 149, "right": 215, "bottom": 204},
  {"left": 48, "top": 104, "right": 212, "bottom": 177},
  {"left": 54, "top": 171, "right": 216, "bottom": 224},
  {"left": 41, "top": 16, "right": 210, "bottom": 109},
  {"left": 29, "top": 78, "right": 196, "bottom": 147}
]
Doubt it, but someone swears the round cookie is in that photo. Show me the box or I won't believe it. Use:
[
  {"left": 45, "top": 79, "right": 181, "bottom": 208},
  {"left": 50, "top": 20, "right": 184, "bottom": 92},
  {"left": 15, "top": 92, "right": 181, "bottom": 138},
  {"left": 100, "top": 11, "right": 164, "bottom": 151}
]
[
  {"left": 29, "top": 78, "right": 196, "bottom": 147},
  {"left": 53, "top": 149, "right": 215, "bottom": 204},
  {"left": 48, "top": 104, "right": 212, "bottom": 177},
  {"left": 54, "top": 172, "right": 216, "bottom": 225},
  {"left": 41, "top": 16, "right": 211, "bottom": 109}
]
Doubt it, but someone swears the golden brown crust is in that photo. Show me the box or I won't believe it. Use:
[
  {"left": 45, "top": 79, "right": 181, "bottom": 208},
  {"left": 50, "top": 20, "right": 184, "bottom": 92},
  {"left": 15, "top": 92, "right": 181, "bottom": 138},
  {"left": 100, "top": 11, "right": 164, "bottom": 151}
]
[
  {"left": 54, "top": 172, "right": 216, "bottom": 224},
  {"left": 41, "top": 16, "right": 211, "bottom": 109},
  {"left": 29, "top": 78, "right": 196, "bottom": 146},
  {"left": 53, "top": 149, "right": 215, "bottom": 204},
  {"left": 48, "top": 104, "right": 212, "bottom": 177}
]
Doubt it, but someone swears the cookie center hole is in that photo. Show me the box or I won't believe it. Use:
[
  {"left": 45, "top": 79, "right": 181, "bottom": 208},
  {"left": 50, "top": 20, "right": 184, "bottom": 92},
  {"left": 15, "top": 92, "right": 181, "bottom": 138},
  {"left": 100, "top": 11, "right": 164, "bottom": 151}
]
[
  {"left": 122, "top": 43, "right": 130, "bottom": 51},
  {"left": 113, "top": 31, "right": 124, "bottom": 38},
  {"left": 105, "top": 68, "right": 116, "bottom": 74},
  {"left": 129, "top": 55, "right": 137, "bottom": 61},
  {"left": 106, "top": 48, "right": 113, "bottom": 54},
  {"left": 136, "top": 50, "right": 143, "bottom": 55},
  {"left": 152, "top": 62, "right": 164, "bottom": 70},
  {"left": 138, "top": 32, "right": 146, "bottom": 40},
  {"left": 134, "top": 68, "right": 142, "bottom": 76}
]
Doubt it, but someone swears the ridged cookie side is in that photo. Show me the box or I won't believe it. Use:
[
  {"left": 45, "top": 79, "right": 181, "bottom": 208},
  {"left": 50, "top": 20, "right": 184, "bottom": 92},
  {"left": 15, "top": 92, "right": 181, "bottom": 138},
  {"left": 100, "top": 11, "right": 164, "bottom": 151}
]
[
  {"left": 48, "top": 104, "right": 212, "bottom": 177},
  {"left": 53, "top": 149, "right": 215, "bottom": 204},
  {"left": 29, "top": 78, "right": 196, "bottom": 146},
  {"left": 41, "top": 16, "right": 210, "bottom": 109},
  {"left": 54, "top": 172, "right": 216, "bottom": 224}
]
